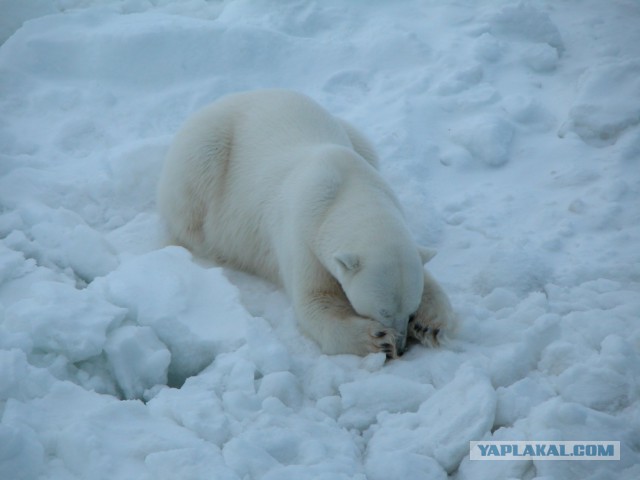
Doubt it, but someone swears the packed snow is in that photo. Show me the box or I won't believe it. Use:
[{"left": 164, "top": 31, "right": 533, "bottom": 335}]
[{"left": 1, "top": 1, "right": 639, "bottom": 479}]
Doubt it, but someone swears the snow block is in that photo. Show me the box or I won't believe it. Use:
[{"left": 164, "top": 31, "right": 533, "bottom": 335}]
[
  {"left": 560, "top": 60, "right": 640, "bottom": 146},
  {"left": 258, "top": 371, "right": 303, "bottom": 409},
  {"left": 0, "top": 349, "right": 54, "bottom": 402},
  {"left": 4, "top": 281, "right": 126, "bottom": 363},
  {"left": 473, "top": 243, "right": 552, "bottom": 296},
  {"left": 338, "top": 374, "right": 434, "bottom": 430},
  {"left": 105, "top": 325, "right": 171, "bottom": 399},
  {"left": 488, "top": 3, "right": 564, "bottom": 53},
  {"left": 366, "top": 365, "right": 496, "bottom": 473},
  {"left": 100, "top": 247, "right": 251, "bottom": 384},
  {"left": 451, "top": 115, "right": 514, "bottom": 167},
  {"left": 0, "top": 424, "right": 44, "bottom": 480}
]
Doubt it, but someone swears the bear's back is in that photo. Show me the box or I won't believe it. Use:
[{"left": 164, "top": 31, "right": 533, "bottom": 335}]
[{"left": 221, "top": 90, "right": 354, "bottom": 166}]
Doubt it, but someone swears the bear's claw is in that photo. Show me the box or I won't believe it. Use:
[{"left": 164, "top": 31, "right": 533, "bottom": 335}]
[
  {"left": 409, "top": 319, "right": 440, "bottom": 346},
  {"left": 369, "top": 328, "right": 399, "bottom": 359},
  {"left": 406, "top": 270, "right": 456, "bottom": 348}
]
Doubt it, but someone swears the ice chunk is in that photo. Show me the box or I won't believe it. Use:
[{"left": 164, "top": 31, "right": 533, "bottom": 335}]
[
  {"left": 495, "top": 377, "right": 554, "bottom": 427},
  {"left": 451, "top": 115, "right": 514, "bottom": 167},
  {"left": 489, "top": 3, "right": 564, "bottom": 53},
  {"left": 338, "top": 374, "right": 434, "bottom": 430},
  {"left": 556, "top": 363, "right": 629, "bottom": 412},
  {"left": 105, "top": 325, "right": 171, "bottom": 399},
  {"left": 0, "top": 244, "right": 31, "bottom": 285},
  {"left": 2, "top": 382, "right": 218, "bottom": 479},
  {"left": 145, "top": 446, "right": 238, "bottom": 480},
  {"left": 435, "top": 65, "right": 483, "bottom": 96},
  {"left": 502, "top": 95, "right": 555, "bottom": 131},
  {"left": 3, "top": 205, "right": 118, "bottom": 283},
  {"left": 245, "top": 320, "right": 292, "bottom": 375},
  {"left": 559, "top": 60, "right": 640, "bottom": 146},
  {"left": 523, "top": 43, "right": 559, "bottom": 72},
  {"left": 366, "top": 365, "right": 496, "bottom": 473},
  {"left": 4, "top": 281, "right": 126, "bottom": 363},
  {"left": 0, "top": 424, "right": 44, "bottom": 480},
  {"left": 222, "top": 437, "right": 281, "bottom": 478},
  {"left": 258, "top": 371, "right": 303, "bottom": 409},
  {"left": 473, "top": 33, "right": 504, "bottom": 63},
  {"left": 222, "top": 412, "right": 362, "bottom": 480},
  {"left": 99, "top": 247, "right": 252, "bottom": 384},
  {"left": 481, "top": 287, "right": 520, "bottom": 312},
  {"left": 524, "top": 398, "right": 640, "bottom": 478},
  {"left": 473, "top": 243, "right": 552, "bottom": 296},
  {"left": 455, "top": 426, "right": 531, "bottom": 480},
  {"left": 62, "top": 224, "right": 119, "bottom": 281},
  {"left": 0, "top": 349, "right": 55, "bottom": 402},
  {"left": 489, "top": 314, "right": 561, "bottom": 388},
  {"left": 365, "top": 452, "right": 446, "bottom": 480},
  {"left": 148, "top": 379, "right": 231, "bottom": 446},
  {"left": 303, "top": 355, "right": 353, "bottom": 401},
  {"left": 553, "top": 335, "right": 639, "bottom": 412},
  {"left": 0, "top": 0, "right": 56, "bottom": 43}
]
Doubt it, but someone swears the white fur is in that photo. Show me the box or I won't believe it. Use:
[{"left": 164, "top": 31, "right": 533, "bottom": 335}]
[{"left": 157, "top": 89, "right": 453, "bottom": 357}]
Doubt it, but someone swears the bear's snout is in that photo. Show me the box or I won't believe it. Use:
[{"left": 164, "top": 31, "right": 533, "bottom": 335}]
[{"left": 395, "top": 332, "right": 408, "bottom": 356}]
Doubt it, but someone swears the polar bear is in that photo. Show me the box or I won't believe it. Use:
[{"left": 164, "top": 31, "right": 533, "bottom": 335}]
[{"left": 157, "top": 89, "right": 453, "bottom": 358}]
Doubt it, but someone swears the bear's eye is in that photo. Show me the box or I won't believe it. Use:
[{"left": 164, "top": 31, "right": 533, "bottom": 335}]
[{"left": 408, "top": 313, "right": 416, "bottom": 323}]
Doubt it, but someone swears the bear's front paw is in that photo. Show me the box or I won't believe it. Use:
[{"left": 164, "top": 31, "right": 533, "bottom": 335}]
[
  {"left": 368, "top": 325, "right": 399, "bottom": 359},
  {"left": 409, "top": 315, "right": 441, "bottom": 347},
  {"left": 409, "top": 291, "right": 455, "bottom": 348}
]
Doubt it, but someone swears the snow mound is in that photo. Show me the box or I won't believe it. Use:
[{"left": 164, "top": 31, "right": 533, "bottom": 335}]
[
  {"left": 4, "top": 281, "right": 124, "bottom": 363},
  {"left": 560, "top": 60, "right": 640, "bottom": 146},
  {"left": 366, "top": 366, "right": 496, "bottom": 475},
  {"left": 100, "top": 247, "right": 252, "bottom": 387},
  {"left": 105, "top": 326, "right": 171, "bottom": 400},
  {"left": 487, "top": 3, "right": 564, "bottom": 53},
  {"left": 451, "top": 115, "right": 514, "bottom": 167}
]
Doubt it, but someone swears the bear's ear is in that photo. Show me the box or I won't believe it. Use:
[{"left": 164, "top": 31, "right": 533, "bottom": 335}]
[
  {"left": 334, "top": 252, "right": 361, "bottom": 272},
  {"left": 418, "top": 246, "right": 437, "bottom": 264}
]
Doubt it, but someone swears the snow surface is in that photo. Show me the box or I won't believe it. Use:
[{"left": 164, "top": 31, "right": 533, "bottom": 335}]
[{"left": 1, "top": 1, "right": 639, "bottom": 479}]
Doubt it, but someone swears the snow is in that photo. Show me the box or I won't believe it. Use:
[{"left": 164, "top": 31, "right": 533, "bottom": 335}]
[
  {"left": 1, "top": 0, "right": 639, "bottom": 479},
  {"left": 559, "top": 60, "right": 640, "bottom": 146}
]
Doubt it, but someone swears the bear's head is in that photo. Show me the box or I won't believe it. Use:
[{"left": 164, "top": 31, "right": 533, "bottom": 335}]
[{"left": 334, "top": 246, "right": 434, "bottom": 353}]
